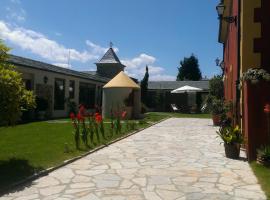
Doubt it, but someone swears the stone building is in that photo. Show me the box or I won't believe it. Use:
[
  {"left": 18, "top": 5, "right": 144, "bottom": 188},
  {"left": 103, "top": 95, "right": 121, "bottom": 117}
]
[{"left": 8, "top": 47, "right": 125, "bottom": 119}]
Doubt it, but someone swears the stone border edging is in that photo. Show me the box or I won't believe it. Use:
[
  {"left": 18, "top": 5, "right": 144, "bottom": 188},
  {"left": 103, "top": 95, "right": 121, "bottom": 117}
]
[{"left": 0, "top": 117, "right": 170, "bottom": 196}]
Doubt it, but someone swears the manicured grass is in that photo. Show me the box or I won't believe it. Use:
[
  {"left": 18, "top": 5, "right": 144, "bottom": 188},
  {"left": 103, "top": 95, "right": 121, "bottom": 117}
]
[
  {"left": 0, "top": 113, "right": 168, "bottom": 190},
  {"left": 0, "top": 112, "right": 210, "bottom": 190},
  {"left": 250, "top": 162, "right": 270, "bottom": 199},
  {"left": 147, "top": 112, "right": 211, "bottom": 119}
]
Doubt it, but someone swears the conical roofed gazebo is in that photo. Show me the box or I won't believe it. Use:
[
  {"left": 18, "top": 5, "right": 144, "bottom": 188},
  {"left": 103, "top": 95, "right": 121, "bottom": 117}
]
[
  {"left": 103, "top": 71, "right": 140, "bottom": 89},
  {"left": 102, "top": 72, "right": 141, "bottom": 119}
]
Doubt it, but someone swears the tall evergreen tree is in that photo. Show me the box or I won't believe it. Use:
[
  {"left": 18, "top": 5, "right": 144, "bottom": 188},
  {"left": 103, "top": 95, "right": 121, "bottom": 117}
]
[
  {"left": 140, "top": 65, "right": 149, "bottom": 105},
  {"left": 177, "top": 54, "right": 202, "bottom": 81}
]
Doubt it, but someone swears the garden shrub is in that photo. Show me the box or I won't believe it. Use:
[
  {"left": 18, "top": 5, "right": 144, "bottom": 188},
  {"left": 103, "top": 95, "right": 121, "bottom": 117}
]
[{"left": 0, "top": 41, "right": 36, "bottom": 125}]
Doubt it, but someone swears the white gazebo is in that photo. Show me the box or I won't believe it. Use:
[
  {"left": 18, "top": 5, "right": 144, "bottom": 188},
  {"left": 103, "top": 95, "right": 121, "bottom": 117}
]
[
  {"left": 102, "top": 71, "right": 141, "bottom": 119},
  {"left": 171, "top": 85, "right": 202, "bottom": 110}
]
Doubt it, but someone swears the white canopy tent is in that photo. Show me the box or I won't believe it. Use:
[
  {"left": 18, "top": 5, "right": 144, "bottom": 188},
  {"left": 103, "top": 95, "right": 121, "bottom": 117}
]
[
  {"left": 171, "top": 85, "right": 202, "bottom": 93},
  {"left": 171, "top": 85, "right": 203, "bottom": 112}
]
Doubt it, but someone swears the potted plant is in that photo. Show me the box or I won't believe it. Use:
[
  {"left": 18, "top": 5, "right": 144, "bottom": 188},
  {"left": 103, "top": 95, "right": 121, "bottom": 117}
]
[
  {"left": 257, "top": 145, "right": 270, "bottom": 167},
  {"left": 217, "top": 125, "right": 243, "bottom": 159},
  {"left": 211, "top": 98, "right": 225, "bottom": 126},
  {"left": 204, "top": 96, "right": 225, "bottom": 126},
  {"left": 242, "top": 68, "right": 270, "bottom": 84}
]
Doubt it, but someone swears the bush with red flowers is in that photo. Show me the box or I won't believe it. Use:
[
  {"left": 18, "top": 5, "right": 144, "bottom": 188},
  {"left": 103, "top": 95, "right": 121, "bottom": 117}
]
[
  {"left": 79, "top": 106, "right": 88, "bottom": 147},
  {"left": 70, "top": 112, "right": 80, "bottom": 149}
]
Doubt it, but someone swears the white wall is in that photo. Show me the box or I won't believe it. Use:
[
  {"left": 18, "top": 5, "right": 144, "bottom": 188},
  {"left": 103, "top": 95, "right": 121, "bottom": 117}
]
[{"left": 16, "top": 65, "right": 105, "bottom": 118}]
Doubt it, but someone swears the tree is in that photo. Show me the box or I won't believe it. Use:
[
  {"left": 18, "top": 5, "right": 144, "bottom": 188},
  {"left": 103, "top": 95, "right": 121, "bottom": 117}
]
[
  {"left": 140, "top": 65, "right": 149, "bottom": 105},
  {"left": 0, "top": 40, "right": 36, "bottom": 125},
  {"left": 177, "top": 54, "right": 202, "bottom": 81},
  {"left": 209, "top": 75, "right": 224, "bottom": 99}
]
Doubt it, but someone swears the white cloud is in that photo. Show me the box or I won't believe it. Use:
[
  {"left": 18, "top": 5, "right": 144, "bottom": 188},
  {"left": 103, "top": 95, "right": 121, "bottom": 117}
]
[
  {"left": 122, "top": 54, "right": 175, "bottom": 81},
  {"left": 86, "top": 40, "right": 119, "bottom": 54},
  {"left": 52, "top": 63, "right": 71, "bottom": 69},
  {"left": 5, "top": 0, "right": 26, "bottom": 22},
  {"left": 0, "top": 21, "right": 174, "bottom": 81},
  {"left": 0, "top": 21, "right": 110, "bottom": 64}
]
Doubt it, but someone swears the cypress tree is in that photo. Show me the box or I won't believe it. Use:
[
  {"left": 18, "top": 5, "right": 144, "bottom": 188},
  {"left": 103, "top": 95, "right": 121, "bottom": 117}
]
[{"left": 140, "top": 65, "right": 149, "bottom": 105}]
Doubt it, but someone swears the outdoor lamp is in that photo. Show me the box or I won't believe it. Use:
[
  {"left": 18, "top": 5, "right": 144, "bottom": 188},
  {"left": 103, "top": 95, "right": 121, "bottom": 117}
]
[
  {"left": 59, "top": 85, "right": 64, "bottom": 90},
  {"left": 215, "top": 58, "right": 220, "bottom": 66},
  {"left": 220, "top": 61, "right": 225, "bottom": 70},
  {"left": 216, "top": 3, "right": 237, "bottom": 24},
  {"left": 215, "top": 58, "right": 225, "bottom": 70}
]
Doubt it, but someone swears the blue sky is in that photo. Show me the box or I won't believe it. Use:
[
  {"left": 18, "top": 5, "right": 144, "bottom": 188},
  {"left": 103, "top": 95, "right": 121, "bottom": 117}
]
[{"left": 0, "top": 0, "right": 222, "bottom": 81}]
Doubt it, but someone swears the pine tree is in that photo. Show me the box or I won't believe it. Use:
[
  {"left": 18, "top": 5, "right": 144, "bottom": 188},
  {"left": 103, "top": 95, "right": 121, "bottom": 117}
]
[
  {"left": 177, "top": 54, "right": 202, "bottom": 81},
  {"left": 140, "top": 65, "right": 149, "bottom": 105}
]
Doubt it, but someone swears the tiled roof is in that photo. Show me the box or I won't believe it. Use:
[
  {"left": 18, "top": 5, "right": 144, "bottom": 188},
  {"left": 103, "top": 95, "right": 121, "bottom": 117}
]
[
  {"left": 148, "top": 81, "right": 209, "bottom": 90},
  {"left": 96, "top": 48, "right": 122, "bottom": 64},
  {"left": 8, "top": 55, "right": 110, "bottom": 83}
]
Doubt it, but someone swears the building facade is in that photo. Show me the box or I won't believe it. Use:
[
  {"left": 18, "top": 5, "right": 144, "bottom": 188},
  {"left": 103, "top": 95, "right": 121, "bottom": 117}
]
[
  {"left": 218, "top": 0, "right": 270, "bottom": 160},
  {"left": 9, "top": 47, "right": 125, "bottom": 119},
  {"left": 148, "top": 81, "right": 209, "bottom": 112}
]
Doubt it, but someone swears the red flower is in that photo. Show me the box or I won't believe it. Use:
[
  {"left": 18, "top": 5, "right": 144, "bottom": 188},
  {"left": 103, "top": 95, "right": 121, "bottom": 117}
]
[
  {"left": 121, "top": 111, "right": 127, "bottom": 119},
  {"left": 264, "top": 104, "right": 270, "bottom": 114},
  {"left": 79, "top": 105, "right": 86, "bottom": 116},
  {"left": 95, "top": 114, "right": 102, "bottom": 123},
  {"left": 77, "top": 113, "right": 85, "bottom": 121},
  {"left": 70, "top": 112, "right": 75, "bottom": 120}
]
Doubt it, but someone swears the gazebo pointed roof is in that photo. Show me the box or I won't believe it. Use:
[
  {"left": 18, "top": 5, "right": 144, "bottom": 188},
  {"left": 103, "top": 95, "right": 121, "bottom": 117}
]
[
  {"left": 103, "top": 71, "right": 140, "bottom": 89},
  {"left": 97, "top": 48, "right": 121, "bottom": 64}
]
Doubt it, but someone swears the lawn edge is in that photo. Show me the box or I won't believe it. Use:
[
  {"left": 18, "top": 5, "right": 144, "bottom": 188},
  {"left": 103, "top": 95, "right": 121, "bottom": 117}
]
[{"left": 0, "top": 116, "right": 170, "bottom": 196}]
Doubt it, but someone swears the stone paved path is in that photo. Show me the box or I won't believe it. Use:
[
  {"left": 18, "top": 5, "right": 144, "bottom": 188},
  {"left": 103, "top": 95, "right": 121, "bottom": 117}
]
[{"left": 1, "top": 118, "right": 266, "bottom": 200}]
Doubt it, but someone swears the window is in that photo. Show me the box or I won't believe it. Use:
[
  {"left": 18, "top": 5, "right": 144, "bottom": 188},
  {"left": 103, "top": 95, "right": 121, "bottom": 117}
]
[
  {"left": 23, "top": 79, "right": 32, "bottom": 90},
  {"left": 54, "top": 78, "right": 65, "bottom": 110},
  {"left": 69, "top": 80, "right": 75, "bottom": 99},
  {"left": 79, "top": 82, "right": 95, "bottom": 109}
]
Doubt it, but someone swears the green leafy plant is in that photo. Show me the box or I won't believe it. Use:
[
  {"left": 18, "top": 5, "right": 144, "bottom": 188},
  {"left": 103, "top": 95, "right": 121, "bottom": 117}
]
[
  {"left": 87, "top": 114, "right": 95, "bottom": 144},
  {"left": 66, "top": 98, "right": 77, "bottom": 115},
  {"left": 70, "top": 112, "right": 80, "bottom": 149},
  {"left": 242, "top": 68, "right": 270, "bottom": 82},
  {"left": 217, "top": 125, "right": 243, "bottom": 145},
  {"left": 0, "top": 40, "right": 36, "bottom": 125},
  {"left": 209, "top": 75, "right": 224, "bottom": 99},
  {"left": 257, "top": 145, "right": 270, "bottom": 162}
]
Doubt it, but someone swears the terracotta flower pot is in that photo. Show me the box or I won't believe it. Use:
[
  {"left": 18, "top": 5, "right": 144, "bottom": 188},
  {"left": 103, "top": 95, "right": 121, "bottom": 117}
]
[
  {"left": 224, "top": 143, "right": 240, "bottom": 159},
  {"left": 212, "top": 114, "right": 221, "bottom": 126}
]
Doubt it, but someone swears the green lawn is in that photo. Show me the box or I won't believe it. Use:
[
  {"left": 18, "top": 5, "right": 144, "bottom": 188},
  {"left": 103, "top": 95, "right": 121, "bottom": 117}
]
[
  {"left": 250, "top": 162, "right": 270, "bottom": 199},
  {"left": 0, "top": 112, "right": 210, "bottom": 190},
  {"left": 0, "top": 112, "right": 169, "bottom": 190}
]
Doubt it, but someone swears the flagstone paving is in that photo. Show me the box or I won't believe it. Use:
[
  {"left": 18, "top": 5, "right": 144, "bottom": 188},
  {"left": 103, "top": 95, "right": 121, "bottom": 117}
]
[{"left": 1, "top": 118, "right": 266, "bottom": 200}]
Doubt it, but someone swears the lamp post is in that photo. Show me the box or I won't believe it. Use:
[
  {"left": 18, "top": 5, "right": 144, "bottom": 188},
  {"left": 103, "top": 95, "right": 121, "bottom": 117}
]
[
  {"left": 215, "top": 58, "right": 225, "bottom": 75},
  {"left": 216, "top": 3, "right": 237, "bottom": 25}
]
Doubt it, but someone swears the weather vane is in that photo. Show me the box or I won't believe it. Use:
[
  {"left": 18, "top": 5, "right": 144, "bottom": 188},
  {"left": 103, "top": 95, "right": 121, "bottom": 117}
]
[{"left": 109, "top": 41, "right": 113, "bottom": 48}]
